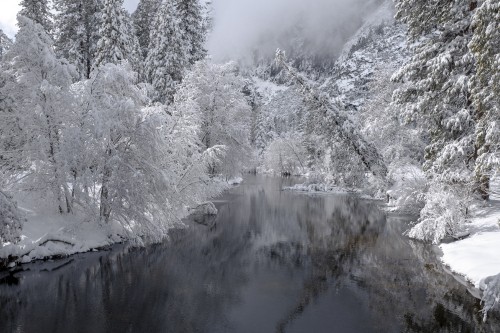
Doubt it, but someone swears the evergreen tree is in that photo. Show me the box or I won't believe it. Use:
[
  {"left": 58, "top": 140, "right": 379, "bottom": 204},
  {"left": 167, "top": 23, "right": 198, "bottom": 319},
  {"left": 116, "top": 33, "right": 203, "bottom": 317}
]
[
  {"left": 393, "top": 0, "right": 480, "bottom": 243},
  {"left": 121, "top": 8, "right": 143, "bottom": 77},
  {"left": 132, "top": 0, "right": 162, "bottom": 60},
  {"left": 392, "top": 1, "right": 477, "bottom": 185},
  {"left": 19, "top": 0, "right": 53, "bottom": 34},
  {"left": 470, "top": 0, "right": 500, "bottom": 199},
  {"left": 145, "top": 0, "right": 186, "bottom": 103},
  {"left": 92, "top": 0, "right": 141, "bottom": 73},
  {"left": 176, "top": 0, "right": 207, "bottom": 65},
  {"left": 0, "top": 29, "right": 13, "bottom": 59},
  {"left": 53, "top": 0, "right": 100, "bottom": 79}
]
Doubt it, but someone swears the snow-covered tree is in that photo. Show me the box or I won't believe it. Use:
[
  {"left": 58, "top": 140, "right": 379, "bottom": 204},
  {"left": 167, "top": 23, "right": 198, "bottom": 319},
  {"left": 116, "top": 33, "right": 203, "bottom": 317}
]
[
  {"left": 275, "top": 50, "right": 387, "bottom": 184},
  {"left": 0, "top": 191, "right": 24, "bottom": 244},
  {"left": 132, "top": 0, "right": 162, "bottom": 60},
  {"left": 407, "top": 184, "right": 471, "bottom": 244},
  {"left": 92, "top": 0, "right": 141, "bottom": 73},
  {"left": 0, "top": 30, "right": 13, "bottom": 59},
  {"left": 176, "top": 0, "right": 207, "bottom": 65},
  {"left": 393, "top": 0, "right": 480, "bottom": 242},
  {"left": 177, "top": 61, "right": 252, "bottom": 177},
  {"left": 121, "top": 9, "right": 143, "bottom": 76},
  {"left": 19, "top": 0, "right": 53, "bottom": 34},
  {"left": 53, "top": 0, "right": 100, "bottom": 79},
  {"left": 145, "top": 0, "right": 186, "bottom": 103},
  {"left": 470, "top": 0, "right": 500, "bottom": 199},
  {"left": 262, "top": 135, "right": 306, "bottom": 176},
  {"left": 0, "top": 16, "right": 77, "bottom": 214},
  {"left": 73, "top": 63, "right": 149, "bottom": 224},
  {"left": 392, "top": 0, "right": 476, "bottom": 185},
  {"left": 74, "top": 62, "right": 225, "bottom": 238}
]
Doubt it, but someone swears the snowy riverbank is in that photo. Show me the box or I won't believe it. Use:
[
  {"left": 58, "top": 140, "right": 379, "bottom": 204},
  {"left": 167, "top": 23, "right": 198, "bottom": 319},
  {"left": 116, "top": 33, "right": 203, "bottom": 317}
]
[
  {"left": 0, "top": 177, "right": 245, "bottom": 269},
  {"left": 0, "top": 196, "right": 130, "bottom": 268},
  {"left": 439, "top": 184, "right": 500, "bottom": 316}
]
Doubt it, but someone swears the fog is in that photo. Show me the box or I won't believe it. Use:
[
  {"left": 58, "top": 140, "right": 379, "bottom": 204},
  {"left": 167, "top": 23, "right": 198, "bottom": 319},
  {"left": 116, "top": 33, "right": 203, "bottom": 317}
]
[{"left": 207, "top": 0, "right": 381, "bottom": 64}]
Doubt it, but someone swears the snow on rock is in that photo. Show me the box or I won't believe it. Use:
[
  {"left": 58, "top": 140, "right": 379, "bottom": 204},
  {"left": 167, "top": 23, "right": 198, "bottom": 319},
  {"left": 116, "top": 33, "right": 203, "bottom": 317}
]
[
  {"left": 227, "top": 177, "right": 243, "bottom": 185},
  {"left": 189, "top": 202, "right": 218, "bottom": 226},
  {"left": 480, "top": 273, "right": 500, "bottom": 320},
  {"left": 190, "top": 202, "right": 218, "bottom": 216}
]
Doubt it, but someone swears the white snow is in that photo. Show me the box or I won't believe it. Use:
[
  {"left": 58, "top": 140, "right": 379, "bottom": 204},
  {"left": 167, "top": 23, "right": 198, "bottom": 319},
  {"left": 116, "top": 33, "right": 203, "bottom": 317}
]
[
  {"left": 440, "top": 190, "right": 500, "bottom": 290},
  {"left": 0, "top": 194, "right": 127, "bottom": 265},
  {"left": 190, "top": 202, "right": 218, "bottom": 216},
  {"left": 227, "top": 176, "right": 244, "bottom": 185},
  {"left": 253, "top": 77, "right": 288, "bottom": 105}
]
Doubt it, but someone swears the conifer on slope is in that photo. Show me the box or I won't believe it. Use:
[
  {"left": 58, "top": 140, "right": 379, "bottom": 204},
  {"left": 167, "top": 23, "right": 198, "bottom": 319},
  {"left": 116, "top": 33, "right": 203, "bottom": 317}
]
[
  {"left": 145, "top": 0, "right": 187, "bottom": 103},
  {"left": 392, "top": 0, "right": 477, "bottom": 185},
  {"left": 93, "top": 0, "right": 141, "bottom": 73},
  {"left": 470, "top": 0, "right": 500, "bottom": 199},
  {"left": 132, "top": 0, "right": 162, "bottom": 60},
  {"left": 19, "top": 0, "right": 53, "bottom": 34},
  {"left": 176, "top": 0, "right": 207, "bottom": 65},
  {"left": 53, "top": 0, "right": 100, "bottom": 79}
]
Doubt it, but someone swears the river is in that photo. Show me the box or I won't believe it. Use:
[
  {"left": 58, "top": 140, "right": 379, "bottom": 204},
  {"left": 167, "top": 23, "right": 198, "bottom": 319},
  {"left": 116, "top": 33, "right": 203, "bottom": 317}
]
[{"left": 1, "top": 175, "right": 499, "bottom": 332}]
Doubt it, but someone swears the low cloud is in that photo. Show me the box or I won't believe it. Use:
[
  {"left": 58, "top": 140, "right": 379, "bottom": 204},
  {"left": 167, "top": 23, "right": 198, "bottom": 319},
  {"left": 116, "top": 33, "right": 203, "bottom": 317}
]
[{"left": 207, "top": 0, "right": 380, "bottom": 63}]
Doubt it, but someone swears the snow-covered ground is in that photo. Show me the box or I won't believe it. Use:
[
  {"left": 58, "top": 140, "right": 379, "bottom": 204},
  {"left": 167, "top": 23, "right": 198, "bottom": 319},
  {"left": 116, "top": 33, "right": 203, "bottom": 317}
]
[
  {"left": 440, "top": 180, "right": 500, "bottom": 314},
  {"left": 0, "top": 197, "right": 128, "bottom": 267},
  {"left": 0, "top": 189, "right": 228, "bottom": 267},
  {"left": 440, "top": 203, "right": 500, "bottom": 288}
]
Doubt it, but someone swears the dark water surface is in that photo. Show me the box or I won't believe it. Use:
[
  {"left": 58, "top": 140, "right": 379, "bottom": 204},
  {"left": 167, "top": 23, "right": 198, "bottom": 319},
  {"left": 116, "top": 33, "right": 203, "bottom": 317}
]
[{"left": 1, "top": 176, "right": 499, "bottom": 333}]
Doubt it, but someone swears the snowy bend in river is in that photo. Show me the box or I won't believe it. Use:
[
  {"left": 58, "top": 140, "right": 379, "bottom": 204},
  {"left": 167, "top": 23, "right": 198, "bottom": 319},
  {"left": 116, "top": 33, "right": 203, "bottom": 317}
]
[{"left": 1, "top": 176, "right": 499, "bottom": 333}]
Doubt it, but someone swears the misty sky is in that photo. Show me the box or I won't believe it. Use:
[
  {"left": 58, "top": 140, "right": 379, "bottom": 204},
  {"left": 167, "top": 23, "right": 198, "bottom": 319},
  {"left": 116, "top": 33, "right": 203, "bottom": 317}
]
[
  {"left": 207, "top": 0, "right": 379, "bottom": 62},
  {"left": 1, "top": 0, "right": 379, "bottom": 63}
]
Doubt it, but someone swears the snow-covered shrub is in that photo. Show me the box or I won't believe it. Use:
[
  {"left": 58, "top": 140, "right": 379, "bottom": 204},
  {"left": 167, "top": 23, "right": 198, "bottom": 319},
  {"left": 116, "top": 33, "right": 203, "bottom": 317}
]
[
  {"left": 262, "top": 136, "right": 306, "bottom": 175},
  {"left": 386, "top": 163, "right": 427, "bottom": 213},
  {"left": 481, "top": 273, "right": 500, "bottom": 321},
  {"left": 0, "top": 191, "right": 24, "bottom": 244},
  {"left": 407, "top": 184, "right": 470, "bottom": 244}
]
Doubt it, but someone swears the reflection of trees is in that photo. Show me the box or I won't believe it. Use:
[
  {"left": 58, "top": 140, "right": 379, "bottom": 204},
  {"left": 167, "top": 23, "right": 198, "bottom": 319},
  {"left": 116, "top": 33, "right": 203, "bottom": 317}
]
[
  {"left": 250, "top": 187, "right": 500, "bottom": 332},
  {"left": 0, "top": 176, "right": 499, "bottom": 332}
]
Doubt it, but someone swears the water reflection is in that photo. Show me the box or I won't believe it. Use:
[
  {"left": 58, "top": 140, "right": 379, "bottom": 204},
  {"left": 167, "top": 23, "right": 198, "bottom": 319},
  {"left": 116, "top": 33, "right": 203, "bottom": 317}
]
[{"left": 0, "top": 176, "right": 499, "bottom": 333}]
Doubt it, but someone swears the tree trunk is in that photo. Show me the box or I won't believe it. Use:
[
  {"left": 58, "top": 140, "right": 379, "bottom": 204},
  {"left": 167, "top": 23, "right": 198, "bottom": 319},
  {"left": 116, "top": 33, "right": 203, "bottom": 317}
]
[
  {"left": 100, "top": 148, "right": 113, "bottom": 223},
  {"left": 477, "top": 174, "right": 490, "bottom": 201}
]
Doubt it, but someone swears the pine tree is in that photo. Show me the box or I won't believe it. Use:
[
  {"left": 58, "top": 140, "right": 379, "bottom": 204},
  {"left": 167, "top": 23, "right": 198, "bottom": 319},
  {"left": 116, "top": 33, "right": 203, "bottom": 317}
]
[
  {"left": 176, "top": 0, "right": 207, "bottom": 65},
  {"left": 19, "top": 0, "right": 53, "bottom": 34},
  {"left": 470, "top": 0, "right": 500, "bottom": 200},
  {"left": 92, "top": 0, "right": 141, "bottom": 73},
  {"left": 53, "top": 0, "right": 100, "bottom": 79},
  {"left": 145, "top": 0, "right": 186, "bottom": 103},
  {"left": 132, "top": 0, "right": 162, "bottom": 60},
  {"left": 122, "top": 9, "right": 143, "bottom": 78},
  {"left": 392, "top": 0, "right": 477, "bottom": 185},
  {"left": 0, "top": 29, "right": 13, "bottom": 59},
  {"left": 393, "top": 0, "right": 480, "bottom": 243}
]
